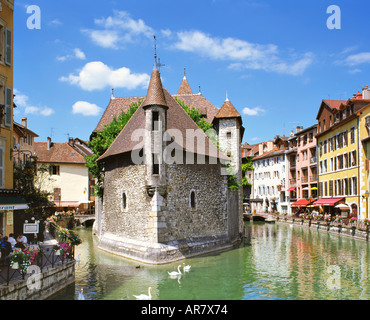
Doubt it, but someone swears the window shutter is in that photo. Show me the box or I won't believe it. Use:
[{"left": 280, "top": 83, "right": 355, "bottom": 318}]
[
  {"left": 0, "top": 147, "right": 3, "bottom": 188},
  {"left": 4, "top": 86, "right": 12, "bottom": 127},
  {"left": 5, "top": 28, "right": 12, "bottom": 66}
]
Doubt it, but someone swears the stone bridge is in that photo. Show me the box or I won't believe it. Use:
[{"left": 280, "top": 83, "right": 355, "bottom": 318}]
[{"left": 74, "top": 214, "right": 95, "bottom": 225}]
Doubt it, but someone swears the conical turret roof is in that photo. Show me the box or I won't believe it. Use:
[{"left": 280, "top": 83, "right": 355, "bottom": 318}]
[
  {"left": 141, "top": 66, "right": 167, "bottom": 109},
  {"left": 177, "top": 76, "right": 193, "bottom": 95},
  {"left": 214, "top": 99, "right": 241, "bottom": 119}
]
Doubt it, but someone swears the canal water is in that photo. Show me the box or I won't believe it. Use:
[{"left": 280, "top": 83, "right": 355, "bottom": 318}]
[{"left": 48, "top": 222, "right": 370, "bottom": 300}]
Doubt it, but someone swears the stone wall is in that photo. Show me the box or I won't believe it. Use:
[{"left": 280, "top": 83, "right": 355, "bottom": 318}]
[
  {"left": 0, "top": 261, "right": 75, "bottom": 300},
  {"left": 101, "top": 162, "right": 152, "bottom": 242},
  {"left": 165, "top": 162, "right": 228, "bottom": 241},
  {"left": 98, "top": 155, "right": 234, "bottom": 264}
]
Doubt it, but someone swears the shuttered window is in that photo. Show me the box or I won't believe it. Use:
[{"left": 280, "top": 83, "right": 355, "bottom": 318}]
[
  {"left": 4, "top": 86, "right": 12, "bottom": 127},
  {"left": 5, "top": 28, "right": 11, "bottom": 66},
  {"left": 0, "top": 147, "right": 3, "bottom": 188}
]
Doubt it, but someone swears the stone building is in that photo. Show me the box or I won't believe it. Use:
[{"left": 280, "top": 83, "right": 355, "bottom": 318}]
[{"left": 94, "top": 60, "right": 244, "bottom": 264}]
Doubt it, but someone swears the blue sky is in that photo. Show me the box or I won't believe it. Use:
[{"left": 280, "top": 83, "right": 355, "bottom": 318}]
[{"left": 13, "top": 0, "right": 370, "bottom": 145}]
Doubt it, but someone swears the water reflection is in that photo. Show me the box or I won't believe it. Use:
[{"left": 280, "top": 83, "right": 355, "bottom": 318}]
[{"left": 49, "top": 222, "right": 370, "bottom": 300}]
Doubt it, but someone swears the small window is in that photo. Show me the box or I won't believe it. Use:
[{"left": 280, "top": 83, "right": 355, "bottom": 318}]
[
  {"left": 152, "top": 154, "right": 159, "bottom": 174},
  {"left": 190, "top": 190, "right": 196, "bottom": 209},
  {"left": 226, "top": 132, "right": 232, "bottom": 139},
  {"left": 122, "top": 192, "right": 127, "bottom": 211},
  {"left": 152, "top": 111, "right": 159, "bottom": 131},
  {"left": 49, "top": 165, "right": 60, "bottom": 176}
]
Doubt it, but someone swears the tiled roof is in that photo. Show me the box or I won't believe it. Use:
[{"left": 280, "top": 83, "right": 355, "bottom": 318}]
[
  {"left": 141, "top": 68, "right": 167, "bottom": 109},
  {"left": 174, "top": 94, "right": 219, "bottom": 123},
  {"left": 252, "top": 147, "right": 285, "bottom": 160},
  {"left": 93, "top": 75, "right": 222, "bottom": 133},
  {"left": 94, "top": 96, "right": 144, "bottom": 133},
  {"left": 98, "top": 85, "right": 229, "bottom": 162},
  {"left": 214, "top": 99, "right": 241, "bottom": 119},
  {"left": 177, "top": 76, "right": 193, "bottom": 95},
  {"left": 13, "top": 121, "right": 39, "bottom": 138},
  {"left": 322, "top": 99, "right": 346, "bottom": 110},
  {"left": 34, "top": 142, "right": 86, "bottom": 164}
]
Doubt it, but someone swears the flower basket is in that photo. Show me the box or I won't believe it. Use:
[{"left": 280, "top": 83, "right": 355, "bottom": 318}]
[
  {"left": 9, "top": 248, "right": 37, "bottom": 273},
  {"left": 54, "top": 241, "right": 72, "bottom": 259},
  {"left": 364, "top": 218, "right": 370, "bottom": 226}
]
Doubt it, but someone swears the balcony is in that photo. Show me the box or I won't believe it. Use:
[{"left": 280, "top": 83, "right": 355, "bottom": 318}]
[
  {"left": 289, "top": 179, "right": 296, "bottom": 184},
  {"left": 310, "top": 175, "right": 318, "bottom": 182},
  {"left": 310, "top": 156, "right": 317, "bottom": 164},
  {"left": 301, "top": 176, "right": 309, "bottom": 183}
]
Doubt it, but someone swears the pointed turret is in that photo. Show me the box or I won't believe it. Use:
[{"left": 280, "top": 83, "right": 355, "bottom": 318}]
[
  {"left": 214, "top": 97, "right": 242, "bottom": 121},
  {"left": 141, "top": 66, "right": 168, "bottom": 109},
  {"left": 177, "top": 69, "right": 193, "bottom": 95}
]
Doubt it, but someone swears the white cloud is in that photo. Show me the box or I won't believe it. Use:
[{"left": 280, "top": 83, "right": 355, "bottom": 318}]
[
  {"left": 72, "top": 101, "right": 102, "bottom": 116},
  {"left": 60, "top": 61, "right": 150, "bottom": 91},
  {"left": 57, "top": 48, "right": 86, "bottom": 62},
  {"left": 242, "top": 106, "right": 266, "bottom": 116},
  {"left": 342, "top": 52, "right": 370, "bottom": 66},
  {"left": 82, "top": 29, "right": 120, "bottom": 49},
  {"left": 83, "top": 10, "right": 154, "bottom": 49},
  {"left": 173, "top": 31, "right": 313, "bottom": 76},
  {"left": 14, "top": 89, "right": 54, "bottom": 116},
  {"left": 48, "top": 19, "right": 62, "bottom": 26}
]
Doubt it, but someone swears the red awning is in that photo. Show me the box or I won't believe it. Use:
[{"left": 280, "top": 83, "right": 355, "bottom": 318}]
[
  {"left": 287, "top": 187, "right": 296, "bottom": 191},
  {"left": 291, "top": 199, "right": 315, "bottom": 207},
  {"left": 313, "top": 198, "right": 344, "bottom": 206}
]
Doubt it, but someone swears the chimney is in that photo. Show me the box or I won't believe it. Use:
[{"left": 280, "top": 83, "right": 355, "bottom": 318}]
[
  {"left": 21, "top": 117, "right": 27, "bottom": 128},
  {"left": 363, "top": 85, "right": 370, "bottom": 100},
  {"left": 290, "top": 130, "right": 294, "bottom": 137},
  {"left": 47, "top": 137, "right": 52, "bottom": 150},
  {"left": 296, "top": 126, "right": 303, "bottom": 133}
]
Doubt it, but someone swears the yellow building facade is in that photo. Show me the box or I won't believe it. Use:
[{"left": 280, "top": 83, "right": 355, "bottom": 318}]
[
  {"left": 358, "top": 89, "right": 370, "bottom": 219},
  {"left": 0, "top": 0, "right": 27, "bottom": 237}
]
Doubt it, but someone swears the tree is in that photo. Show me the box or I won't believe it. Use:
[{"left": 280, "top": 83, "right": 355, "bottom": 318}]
[
  {"left": 13, "top": 156, "right": 53, "bottom": 219},
  {"left": 85, "top": 99, "right": 143, "bottom": 198}
]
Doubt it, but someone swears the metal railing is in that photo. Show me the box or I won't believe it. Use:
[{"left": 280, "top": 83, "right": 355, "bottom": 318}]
[{"left": 0, "top": 239, "right": 75, "bottom": 286}]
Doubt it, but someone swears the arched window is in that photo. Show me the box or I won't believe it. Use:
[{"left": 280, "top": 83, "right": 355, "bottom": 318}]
[{"left": 190, "top": 190, "right": 196, "bottom": 209}]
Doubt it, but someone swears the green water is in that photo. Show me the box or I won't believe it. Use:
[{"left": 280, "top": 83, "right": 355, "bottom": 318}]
[{"left": 49, "top": 222, "right": 370, "bottom": 300}]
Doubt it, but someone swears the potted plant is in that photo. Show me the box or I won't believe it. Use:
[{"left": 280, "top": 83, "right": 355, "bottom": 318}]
[
  {"left": 349, "top": 217, "right": 357, "bottom": 225},
  {"left": 10, "top": 249, "right": 33, "bottom": 273}
]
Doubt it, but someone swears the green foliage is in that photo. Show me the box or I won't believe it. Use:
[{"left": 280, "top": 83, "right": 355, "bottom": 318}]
[
  {"left": 241, "top": 156, "right": 254, "bottom": 187},
  {"left": 85, "top": 99, "right": 142, "bottom": 198},
  {"left": 175, "top": 97, "right": 213, "bottom": 133},
  {"left": 13, "top": 157, "right": 53, "bottom": 219}
]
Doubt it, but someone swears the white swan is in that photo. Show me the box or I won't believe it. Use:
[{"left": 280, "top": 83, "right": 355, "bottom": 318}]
[
  {"left": 183, "top": 263, "right": 191, "bottom": 272},
  {"left": 168, "top": 265, "right": 182, "bottom": 277},
  {"left": 133, "top": 287, "right": 152, "bottom": 300}
]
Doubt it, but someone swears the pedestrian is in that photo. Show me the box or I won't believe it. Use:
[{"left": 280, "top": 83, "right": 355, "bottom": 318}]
[
  {"left": 16, "top": 233, "right": 28, "bottom": 245},
  {"left": 8, "top": 233, "right": 16, "bottom": 249},
  {"left": 0, "top": 236, "right": 12, "bottom": 257}
]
